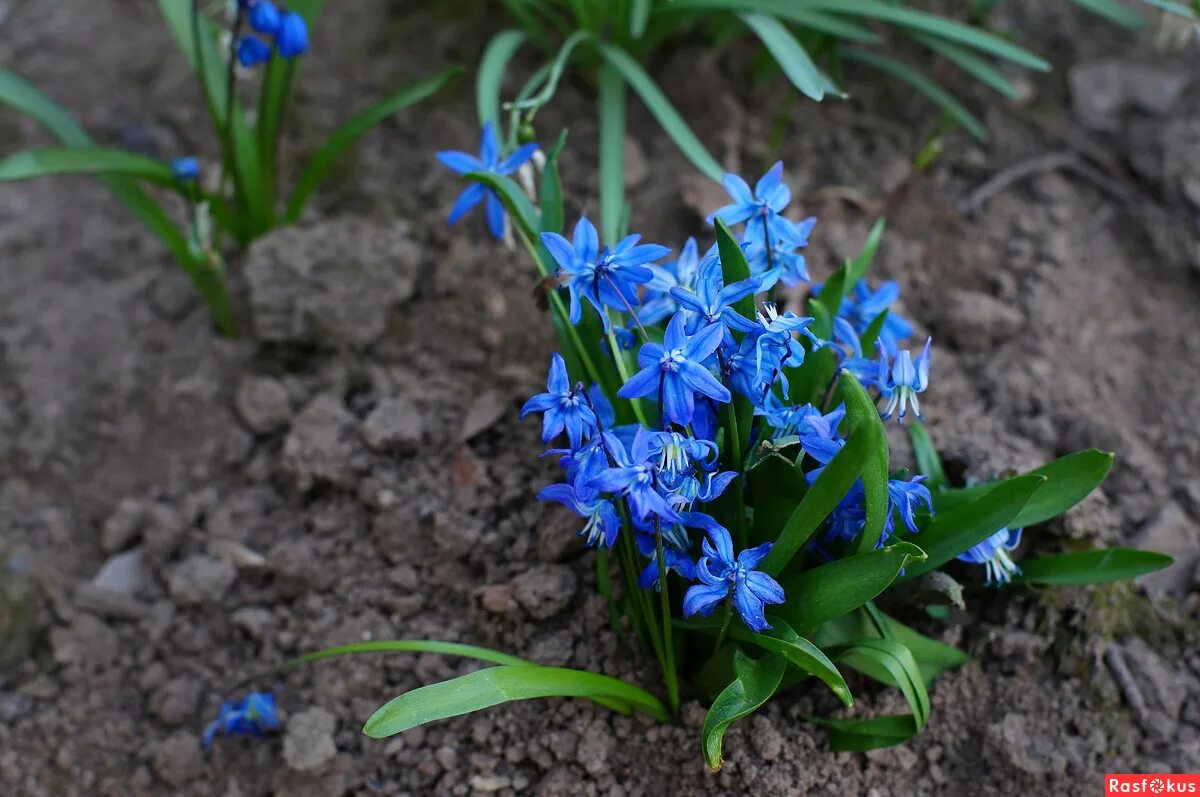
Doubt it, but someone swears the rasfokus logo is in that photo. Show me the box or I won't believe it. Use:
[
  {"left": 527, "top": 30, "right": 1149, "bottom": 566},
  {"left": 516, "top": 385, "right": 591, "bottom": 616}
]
[{"left": 1106, "top": 774, "right": 1200, "bottom": 794}]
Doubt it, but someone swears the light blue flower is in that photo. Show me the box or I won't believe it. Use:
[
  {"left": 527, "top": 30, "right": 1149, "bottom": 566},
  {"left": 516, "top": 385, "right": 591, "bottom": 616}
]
[
  {"left": 707, "top": 162, "right": 792, "bottom": 246},
  {"left": 437, "top": 122, "right": 538, "bottom": 239},
  {"left": 878, "top": 337, "right": 932, "bottom": 423},
  {"left": 637, "top": 237, "right": 702, "bottom": 326},
  {"left": 957, "top": 527, "right": 1022, "bottom": 586},
  {"left": 745, "top": 215, "right": 816, "bottom": 289},
  {"left": 669, "top": 254, "right": 762, "bottom": 334},
  {"left": 589, "top": 428, "right": 682, "bottom": 525},
  {"left": 202, "top": 691, "right": 279, "bottom": 749},
  {"left": 521, "top": 353, "right": 598, "bottom": 450},
  {"left": 618, "top": 311, "right": 730, "bottom": 427},
  {"left": 170, "top": 157, "right": 199, "bottom": 183},
  {"left": 683, "top": 524, "right": 785, "bottom": 632},
  {"left": 538, "top": 483, "right": 621, "bottom": 549}
]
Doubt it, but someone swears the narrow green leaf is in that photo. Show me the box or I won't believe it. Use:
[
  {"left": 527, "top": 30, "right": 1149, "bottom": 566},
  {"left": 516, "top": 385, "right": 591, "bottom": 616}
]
[
  {"left": 702, "top": 650, "right": 786, "bottom": 770},
  {"left": 364, "top": 664, "right": 669, "bottom": 738},
  {"left": 834, "top": 638, "right": 929, "bottom": 727},
  {"left": 813, "top": 608, "right": 969, "bottom": 687},
  {"left": 848, "top": 217, "right": 886, "bottom": 284},
  {"left": 1016, "top": 548, "right": 1173, "bottom": 585},
  {"left": 841, "top": 47, "right": 988, "bottom": 141},
  {"left": 285, "top": 68, "right": 460, "bottom": 223},
  {"left": 0, "top": 148, "right": 177, "bottom": 187},
  {"left": 813, "top": 713, "right": 918, "bottom": 751},
  {"left": 1138, "top": 0, "right": 1195, "bottom": 17},
  {"left": 1067, "top": 0, "right": 1145, "bottom": 27},
  {"left": 840, "top": 371, "right": 890, "bottom": 554},
  {"left": 630, "top": 0, "right": 652, "bottom": 37},
  {"left": 594, "top": 41, "right": 724, "bottom": 182},
  {"left": 907, "top": 423, "right": 948, "bottom": 490},
  {"left": 478, "top": 29, "right": 528, "bottom": 128},
  {"left": 467, "top": 171, "right": 541, "bottom": 243},
  {"left": 597, "top": 61, "right": 627, "bottom": 246},
  {"left": 507, "top": 31, "right": 589, "bottom": 115},
  {"left": 715, "top": 219, "right": 757, "bottom": 322},
  {"left": 739, "top": 13, "right": 825, "bottom": 101},
  {"left": 782, "top": 8, "right": 881, "bottom": 42},
  {"left": 911, "top": 32, "right": 1021, "bottom": 99},
  {"left": 730, "top": 617, "right": 853, "bottom": 707},
  {"left": 858, "top": 309, "right": 889, "bottom": 352},
  {"left": 897, "top": 473, "right": 1045, "bottom": 582},
  {"left": 539, "top": 130, "right": 569, "bottom": 236},
  {"left": 779, "top": 541, "right": 927, "bottom": 634},
  {"left": 815, "top": 260, "right": 851, "bottom": 321}
]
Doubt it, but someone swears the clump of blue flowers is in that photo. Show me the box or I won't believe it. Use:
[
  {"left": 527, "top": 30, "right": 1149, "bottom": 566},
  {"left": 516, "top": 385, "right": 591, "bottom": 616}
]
[{"left": 237, "top": 1, "right": 309, "bottom": 66}]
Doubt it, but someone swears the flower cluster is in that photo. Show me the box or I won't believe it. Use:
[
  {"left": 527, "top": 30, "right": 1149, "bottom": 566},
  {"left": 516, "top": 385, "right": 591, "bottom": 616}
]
[{"left": 237, "top": 0, "right": 309, "bottom": 67}]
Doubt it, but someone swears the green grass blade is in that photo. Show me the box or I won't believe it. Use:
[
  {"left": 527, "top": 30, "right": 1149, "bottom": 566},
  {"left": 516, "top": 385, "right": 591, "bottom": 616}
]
[
  {"left": 907, "top": 422, "right": 948, "bottom": 490},
  {"left": 833, "top": 638, "right": 929, "bottom": 727},
  {"left": 910, "top": 32, "right": 1020, "bottom": 98},
  {"left": 848, "top": 217, "right": 886, "bottom": 284},
  {"left": 840, "top": 371, "right": 891, "bottom": 554},
  {"left": 841, "top": 47, "right": 988, "bottom": 141},
  {"left": 594, "top": 41, "right": 724, "bottom": 182},
  {"left": 813, "top": 713, "right": 918, "bottom": 751},
  {"left": 508, "top": 31, "right": 589, "bottom": 115},
  {"left": 598, "top": 61, "right": 627, "bottom": 245},
  {"left": 630, "top": 0, "right": 652, "bottom": 36},
  {"left": 739, "top": 12, "right": 825, "bottom": 100},
  {"left": 464, "top": 170, "right": 541, "bottom": 242},
  {"left": 702, "top": 650, "right": 786, "bottom": 770},
  {"left": 731, "top": 618, "right": 853, "bottom": 707},
  {"left": 1067, "top": 0, "right": 1145, "bottom": 27},
  {"left": 285, "top": 68, "right": 460, "bottom": 223},
  {"left": 478, "top": 29, "right": 528, "bottom": 127},
  {"left": 0, "top": 148, "right": 178, "bottom": 188},
  {"left": 363, "top": 664, "right": 670, "bottom": 737},
  {"left": 1017, "top": 548, "right": 1173, "bottom": 585},
  {"left": 0, "top": 69, "right": 90, "bottom": 145},
  {"left": 781, "top": 7, "right": 880, "bottom": 42}
]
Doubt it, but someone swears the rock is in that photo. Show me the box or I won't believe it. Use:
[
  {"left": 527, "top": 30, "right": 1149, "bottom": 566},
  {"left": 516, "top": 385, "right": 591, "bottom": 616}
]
[
  {"left": 576, "top": 719, "right": 613, "bottom": 775},
  {"left": 985, "top": 713, "right": 1053, "bottom": 776},
  {"left": 149, "top": 677, "right": 201, "bottom": 726},
  {"left": 282, "top": 395, "right": 369, "bottom": 492},
  {"left": 938, "top": 290, "right": 1023, "bottom": 350},
  {"left": 1069, "top": 60, "right": 1189, "bottom": 132},
  {"left": 92, "top": 549, "right": 146, "bottom": 595},
  {"left": 235, "top": 375, "right": 293, "bottom": 434},
  {"left": 50, "top": 615, "right": 120, "bottom": 672},
  {"left": 167, "top": 555, "right": 236, "bottom": 607},
  {"left": 282, "top": 707, "right": 338, "bottom": 773},
  {"left": 512, "top": 564, "right": 577, "bottom": 620},
  {"left": 1133, "top": 502, "right": 1200, "bottom": 598},
  {"left": 267, "top": 539, "right": 320, "bottom": 597},
  {"left": 361, "top": 396, "right": 423, "bottom": 453},
  {"left": 101, "top": 498, "right": 144, "bottom": 553},
  {"left": 141, "top": 503, "right": 186, "bottom": 564},
  {"left": 460, "top": 390, "right": 508, "bottom": 441},
  {"left": 149, "top": 731, "right": 205, "bottom": 787},
  {"left": 244, "top": 217, "right": 419, "bottom": 348},
  {"left": 480, "top": 584, "right": 518, "bottom": 616},
  {"left": 231, "top": 606, "right": 274, "bottom": 640}
]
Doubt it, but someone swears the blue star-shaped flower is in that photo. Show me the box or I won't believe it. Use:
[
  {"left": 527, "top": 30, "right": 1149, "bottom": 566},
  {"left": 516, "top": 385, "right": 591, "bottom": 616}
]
[
  {"left": 669, "top": 254, "right": 762, "bottom": 334},
  {"left": 683, "top": 524, "right": 785, "bottom": 632},
  {"left": 618, "top": 311, "right": 731, "bottom": 427},
  {"left": 745, "top": 215, "right": 816, "bottom": 290},
  {"left": 878, "top": 337, "right": 932, "bottom": 423},
  {"left": 538, "top": 483, "right": 621, "bottom": 549},
  {"left": 437, "top": 122, "right": 539, "bottom": 239},
  {"left": 707, "top": 162, "right": 792, "bottom": 246},
  {"left": 637, "top": 237, "right": 703, "bottom": 327},
  {"left": 202, "top": 691, "right": 279, "bottom": 750},
  {"left": 957, "top": 527, "right": 1022, "bottom": 586},
  {"left": 589, "top": 428, "right": 682, "bottom": 525},
  {"left": 520, "top": 353, "right": 598, "bottom": 450}
]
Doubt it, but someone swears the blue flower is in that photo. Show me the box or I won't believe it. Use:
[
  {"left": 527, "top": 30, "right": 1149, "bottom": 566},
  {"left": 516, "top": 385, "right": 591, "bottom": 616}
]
[
  {"left": 683, "top": 524, "right": 785, "bottom": 632},
  {"left": 248, "top": 1, "right": 282, "bottom": 35},
  {"left": 753, "top": 302, "right": 822, "bottom": 379},
  {"left": 885, "top": 475, "right": 933, "bottom": 536},
  {"left": 827, "top": 279, "right": 915, "bottom": 355},
  {"left": 637, "top": 237, "right": 702, "bottom": 326},
  {"left": 437, "top": 123, "right": 539, "bottom": 239},
  {"left": 707, "top": 162, "right": 792, "bottom": 246},
  {"left": 170, "top": 157, "right": 199, "bottom": 183},
  {"left": 644, "top": 430, "right": 718, "bottom": 478},
  {"left": 618, "top": 311, "right": 730, "bottom": 427},
  {"left": 541, "top": 217, "right": 668, "bottom": 330},
  {"left": 878, "top": 337, "right": 931, "bottom": 423},
  {"left": 275, "top": 11, "right": 309, "bottom": 58},
  {"left": 202, "top": 691, "right": 279, "bottom": 749},
  {"left": 669, "top": 254, "right": 762, "bottom": 334},
  {"left": 521, "top": 353, "right": 598, "bottom": 450},
  {"left": 538, "top": 483, "right": 621, "bottom": 549},
  {"left": 957, "top": 527, "right": 1022, "bottom": 586},
  {"left": 237, "top": 36, "right": 272, "bottom": 67},
  {"left": 745, "top": 216, "right": 816, "bottom": 289},
  {"left": 589, "top": 428, "right": 682, "bottom": 525},
  {"left": 724, "top": 329, "right": 780, "bottom": 401}
]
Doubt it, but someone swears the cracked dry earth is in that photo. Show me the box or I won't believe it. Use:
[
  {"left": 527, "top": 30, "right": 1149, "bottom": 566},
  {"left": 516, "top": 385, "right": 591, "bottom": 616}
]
[{"left": 1, "top": 1, "right": 1199, "bottom": 795}]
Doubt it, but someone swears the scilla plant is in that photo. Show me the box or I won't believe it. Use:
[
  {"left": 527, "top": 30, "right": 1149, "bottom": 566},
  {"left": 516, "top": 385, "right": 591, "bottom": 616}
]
[
  {"left": 230, "top": 138, "right": 1171, "bottom": 766},
  {"left": 0, "top": 1, "right": 457, "bottom": 334}
]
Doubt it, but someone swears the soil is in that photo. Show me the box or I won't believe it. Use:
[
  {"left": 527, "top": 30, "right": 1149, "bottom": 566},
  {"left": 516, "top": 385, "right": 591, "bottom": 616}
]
[{"left": 2, "top": 1, "right": 1199, "bottom": 795}]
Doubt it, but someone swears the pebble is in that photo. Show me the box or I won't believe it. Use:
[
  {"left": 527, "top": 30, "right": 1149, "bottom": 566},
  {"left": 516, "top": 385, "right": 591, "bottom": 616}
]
[
  {"left": 149, "top": 676, "right": 201, "bottom": 726},
  {"left": 283, "top": 707, "right": 338, "bottom": 773},
  {"left": 512, "top": 564, "right": 578, "bottom": 620},
  {"left": 282, "top": 395, "right": 369, "bottom": 492},
  {"left": 92, "top": 549, "right": 146, "bottom": 595},
  {"left": 149, "top": 731, "right": 204, "bottom": 787},
  {"left": 167, "top": 555, "right": 236, "bottom": 607},
  {"left": 235, "top": 375, "right": 294, "bottom": 434},
  {"left": 362, "top": 396, "right": 424, "bottom": 452},
  {"left": 1133, "top": 502, "right": 1199, "bottom": 598}
]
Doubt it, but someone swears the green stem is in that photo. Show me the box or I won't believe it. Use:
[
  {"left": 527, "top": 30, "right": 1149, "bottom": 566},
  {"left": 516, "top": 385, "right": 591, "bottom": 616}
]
[
  {"left": 653, "top": 517, "right": 680, "bottom": 714},
  {"left": 603, "top": 311, "right": 650, "bottom": 428},
  {"left": 595, "top": 547, "right": 621, "bottom": 636},
  {"left": 712, "top": 598, "right": 734, "bottom": 655},
  {"left": 723, "top": 399, "right": 749, "bottom": 552}
]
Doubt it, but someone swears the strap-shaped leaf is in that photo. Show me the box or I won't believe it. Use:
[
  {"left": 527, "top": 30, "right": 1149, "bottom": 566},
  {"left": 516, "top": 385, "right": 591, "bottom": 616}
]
[
  {"left": 729, "top": 617, "right": 852, "bottom": 707},
  {"left": 0, "top": 148, "right": 177, "bottom": 187},
  {"left": 597, "top": 61, "right": 627, "bottom": 246},
  {"left": 739, "top": 13, "right": 825, "bottom": 101},
  {"left": 285, "top": 68, "right": 460, "bottom": 223},
  {"left": 911, "top": 32, "right": 1020, "bottom": 99},
  {"left": 840, "top": 371, "right": 890, "bottom": 554},
  {"left": 364, "top": 664, "right": 669, "bottom": 738},
  {"left": 1067, "top": 0, "right": 1145, "bottom": 27},
  {"left": 848, "top": 217, "right": 886, "bottom": 284},
  {"left": 907, "top": 422, "right": 948, "bottom": 490},
  {"left": 813, "top": 606, "right": 969, "bottom": 687},
  {"left": 477, "top": 29, "right": 528, "bottom": 128},
  {"left": 897, "top": 473, "right": 1044, "bottom": 582},
  {"left": 1016, "top": 548, "right": 1173, "bottom": 585},
  {"left": 702, "top": 650, "right": 786, "bottom": 770},
  {"left": 812, "top": 713, "right": 918, "bottom": 752}
]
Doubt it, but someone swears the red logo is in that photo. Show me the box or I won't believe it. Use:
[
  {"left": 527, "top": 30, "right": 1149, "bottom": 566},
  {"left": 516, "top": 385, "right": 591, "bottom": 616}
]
[{"left": 1106, "top": 775, "right": 1200, "bottom": 795}]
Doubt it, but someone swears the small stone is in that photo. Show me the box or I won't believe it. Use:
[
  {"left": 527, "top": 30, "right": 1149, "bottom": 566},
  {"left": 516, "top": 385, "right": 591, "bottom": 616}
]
[
  {"left": 141, "top": 503, "right": 186, "bottom": 564},
  {"left": 231, "top": 606, "right": 273, "bottom": 640},
  {"left": 50, "top": 615, "right": 119, "bottom": 671},
  {"left": 469, "top": 774, "right": 512, "bottom": 792},
  {"left": 432, "top": 512, "right": 482, "bottom": 558},
  {"left": 460, "top": 390, "right": 508, "bottom": 441},
  {"left": 149, "top": 731, "right": 205, "bottom": 787},
  {"left": 150, "top": 677, "right": 201, "bottom": 726},
  {"left": 167, "top": 555, "right": 236, "bottom": 607},
  {"left": 985, "top": 713, "right": 1047, "bottom": 776},
  {"left": 283, "top": 707, "right": 338, "bottom": 773},
  {"left": 480, "top": 584, "right": 518, "bottom": 615},
  {"left": 1133, "top": 502, "right": 1199, "bottom": 598},
  {"left": 751, "top": 715, "right": 785, "bottom": 762},
  {"left": 575, "top": 720, "right": 613, "bottom": 775},
  {"left": 512, "top": 564, "right": 577, "bottom": 620},
  {"left": 282, "top": 395, "right": 369, "bottom": 492},
  {"left": 1069, "top": 60, "right": 1189, "bottom": 132},
  {"left": 101, "top": 498, "right": 147, "bottom": 553},
  {"left": 361, "top": 396, "right": 424, "bottom": 453},
  {"left": 267, "top": 539, "right": 319, "bottom": 597},
  {"left": 92, "top": 549, "right": 146, "bottom": 595},
  {"left": 938, "top": 290, "right": 1023, "bottom": 350},
  {"left": 235, "top": 376, "right": 293, "bottom": 434}
]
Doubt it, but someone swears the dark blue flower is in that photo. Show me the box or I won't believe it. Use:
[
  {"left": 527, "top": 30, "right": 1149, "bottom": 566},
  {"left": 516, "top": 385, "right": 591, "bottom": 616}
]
[
  {"left": 724, "top": 328, "right": 781, "bottom": 401},
  {"left": 878, "top": 337, "right": 931, "bottom": 423},
  {"left": 275, "top": 11, "right": 309, "bottom": 58},
  {"left": 683, "top": 524, "right": 785, "bottom": 632},
  {"left": 202, "top": 691, "right": 279, "bottom": 749},
  {"left": 885, "top": 475, "right": 933, "bottom": 536},
  {"left": 753, "top": 302, "right": 822, "bottom": 380},
  {"left": 824, "top": 279, "right": 914, "bottom": 355},
  {"left": 170, "top": 157, "right": 199, "bottom": 183},
  {"left": 237, "top": 36, "right": 272, "bottom": 67},
  {"left": 957, "top": 527, "right": 1022, "bottom": 586},
  {"left": 637, "top": 237, "right": 703, "bottom": 326},
  {"left": 669, "top": 254, "right": 761, "bottom": 334},
  {"left": 541, "top": 217, "right": 668, "bottom": 330},
  {"left": 538, "top": 483, "right": 621, "bottom": 548},
  {"left": 437, "top": 123, "right": 538, "bottom": 239},
  {"left": 618, "top": 311, "right": 730, "bottom": 427},
  {"left": 248, "top": 1, "right": 282, "bottom": 34},
  {"left": 589, "top": 428, "right": 682, "bottom": 525},
  {"left": 521, "top": 353, "right": 598, "bottom": 450},
  {"left": 707, "top": 162, "right": 792, "bottom": 246},
  {"left": 745, "top": 216, "right": 816, "bottom": 290}
]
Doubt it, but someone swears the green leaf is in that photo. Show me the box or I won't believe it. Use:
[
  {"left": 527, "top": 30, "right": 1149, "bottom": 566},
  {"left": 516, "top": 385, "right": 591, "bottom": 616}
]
[
  {"left": 848, "top": 217, "right": 886, "bottom": 284},
  {"left": 477, "top": 29, "right": 528, "bottom": 128},
  {"left": 715, "top": 219, "right": 757, "bottom": 323},
  {"left": 781, "top": 8, "right": 881, "bottom": 42},
  {"left": 907, "top": 422, "right": 948, "bottom": 490},
  {"left": 739, "top": 13, "right": 825, "bottom": 101},
  {"left": 779, "top": 541, "right": 927, "bottom": 634},
  {"left": 0, "top": 147, "right": 178, "bottom": 187},
  {"left": 1016, "top": 548, "right": 1173, "bottom": 585},
  {"left": 841, "top": 48, "right": 988, "bottom": 141},
  {"left": 630, "top": 0, "right": 652, "bottom": 36},
  {"left": 760, "top": 422, "right": 877, "bottom": 575},
  {"left": 597, "top": 61, "right": 627, "bottom": 246},
  {"left": 1067, "top": 0, "right": 1145, "bottom": 27},
  {"left": 815, "top": 260, "right": 851, "bottom": 321},
  {"left": 594, "top": 41, "right": 724, "bottom": 182},
  {"left": 729, "top": 617, "right": 853, "bottom": 707},
  {"left": 911, "top": 32, "right": 1021, "bottom": 99},
  {"left": 0, "top": 69, "right": 90, "bottom": 145},
  {"left": 507, "top": 31, "right": 589, "bottom": 115},
  {"left": 932, "top": 450, "right": 1114, "bottom": 529},
  {"left": 813, "top": 607, "right": 969, "bottom": 687},
  {"left": 897, "top": 473, "right": 1045, "bottom": 582},
  {"left": 834, "top": 638, "right": 929, "bottom": 727},
  {"left": 539, "top": 129, "right": 569, "bottom": 236},
  {"left": 463, "top": 171, "right": 541, "bottom": 242},
  {"left": 813, "top": 713, "right": 918, "bottom": 752},
  {"left": 364, "top": 664, "right": 669, "bottom": 738},
  {"left": 285, "top": 68, "right": 460, "bottom": 223},
  {"left": 701, "top": 650, "right": 786, "bottom": 770},
  {"left": 281, "top": 639, "right": 532, "bottom": 670},
  {"left": 859, "top": 309, "right": 889, "bottom": 352},
  {"left": 839, "top": 371, "right": 890, "bottom": 554}
]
